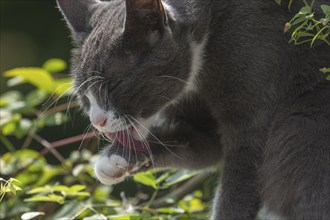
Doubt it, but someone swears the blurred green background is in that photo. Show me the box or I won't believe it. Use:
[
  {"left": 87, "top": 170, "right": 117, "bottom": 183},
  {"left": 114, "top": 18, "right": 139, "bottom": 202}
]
[
  {"left": 1, "top": 0, "right": 71, "bottom": 73},
  {"left": 0, "top": 0, "right": 90, "bottom": 157}
]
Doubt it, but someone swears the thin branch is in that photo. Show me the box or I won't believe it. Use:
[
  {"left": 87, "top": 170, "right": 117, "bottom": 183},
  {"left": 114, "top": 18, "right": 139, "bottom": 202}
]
[
  {"left": 40, "top": 131, "right": 98, "bottom": 155},
  {"left": 53, "top": 131, "right": 98, "bottom": 148},
  {"left": 41, "top": 100, "right": 79, "bottom": 116},
  {"left": 33, "top": 134, "right": 65, "bottom": 163}
]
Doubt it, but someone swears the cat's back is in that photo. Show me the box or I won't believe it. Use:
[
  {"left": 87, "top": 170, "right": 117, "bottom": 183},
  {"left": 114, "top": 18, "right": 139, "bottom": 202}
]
[{"left": 202, "top": 0, "right": 329, "bottom": 107}]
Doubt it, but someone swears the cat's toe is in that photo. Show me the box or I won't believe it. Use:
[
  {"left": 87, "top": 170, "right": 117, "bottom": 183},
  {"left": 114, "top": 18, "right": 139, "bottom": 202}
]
[{"left": 94, "top": 155, "right": 130, "bottom": 185}]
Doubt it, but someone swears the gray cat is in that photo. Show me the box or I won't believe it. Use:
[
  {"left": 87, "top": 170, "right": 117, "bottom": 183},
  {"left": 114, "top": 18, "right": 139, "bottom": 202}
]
[{"left": 57, "top": 0, "right": 330, "bottom": 219}]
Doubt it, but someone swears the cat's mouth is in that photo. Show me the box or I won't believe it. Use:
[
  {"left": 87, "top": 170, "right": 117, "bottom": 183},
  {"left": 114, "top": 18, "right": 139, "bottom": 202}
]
[{"left": 106, "top": 127, "right": 148, "bottom": 152}]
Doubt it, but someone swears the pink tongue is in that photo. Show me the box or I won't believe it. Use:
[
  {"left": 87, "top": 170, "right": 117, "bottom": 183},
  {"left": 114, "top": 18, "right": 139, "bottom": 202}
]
[{"left": 106, "top": 128, "right": 148, "bottom": 152}]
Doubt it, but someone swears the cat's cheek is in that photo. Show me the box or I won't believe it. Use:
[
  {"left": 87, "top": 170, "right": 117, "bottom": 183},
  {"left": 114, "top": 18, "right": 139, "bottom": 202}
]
[{"left": 93, "top": 155, "right": 130, "bottom": 185}]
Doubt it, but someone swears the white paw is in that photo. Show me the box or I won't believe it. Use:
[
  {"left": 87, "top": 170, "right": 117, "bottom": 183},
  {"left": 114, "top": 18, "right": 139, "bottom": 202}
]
[{"left": 94, "top": 155, "right": 132, "bottom": 185}]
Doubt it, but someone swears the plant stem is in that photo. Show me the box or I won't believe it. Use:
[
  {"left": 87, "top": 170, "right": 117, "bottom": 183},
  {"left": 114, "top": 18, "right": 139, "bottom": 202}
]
[
  {"left": 310, "top": 25, "right": 328, "bottom": 46},
  {"left": 145, "top": 188, "right": 159, "bottom": 208},
  {"left": 40, "top": 131, "right": 97, "bottom": 155},
  {"left": 43, "top": 101, "right": 79, "bottom": 116},
  {"left": 33, "top": 134, "right": 65, "bottom": 163},
  {"left": 0, "top": 133, "right": 15, "bottom": 152}
]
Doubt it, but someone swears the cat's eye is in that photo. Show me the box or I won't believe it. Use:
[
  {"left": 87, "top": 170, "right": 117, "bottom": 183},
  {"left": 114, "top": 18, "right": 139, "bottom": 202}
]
[{"left": 108, "top": 80, "right": 123, "bottom": 93}]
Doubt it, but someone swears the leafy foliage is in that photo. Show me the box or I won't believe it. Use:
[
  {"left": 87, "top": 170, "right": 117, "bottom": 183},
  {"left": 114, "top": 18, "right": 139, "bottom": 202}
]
[
  {"left": 0, "top": 59, "right": 72, "bottom": 144},
  {"left": 276, "top": 0, "right": 330, "bottom": 79},
  {"left": 1, "top": 149, "right": 213, "bottom": 219},
  {"left": 0, "top": 178, "right": 22, "bottom": 202},
  {"left": 278, "top": 0, "right": 330, "bottom": 46}
]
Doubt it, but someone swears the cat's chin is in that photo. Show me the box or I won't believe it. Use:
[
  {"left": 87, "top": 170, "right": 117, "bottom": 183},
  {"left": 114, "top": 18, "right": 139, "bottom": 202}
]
[{"left": 105, "top": 127, "right": 149, "bottom": 152}]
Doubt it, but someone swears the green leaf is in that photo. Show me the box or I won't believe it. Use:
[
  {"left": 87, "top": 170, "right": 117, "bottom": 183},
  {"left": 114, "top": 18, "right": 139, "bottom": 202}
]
[
  {"left": 109, "top": 215, "right": 142, "bottom": 220},
  {"left": 44, "top": 112, "right": 69, "bottom": 126},
  {"left": 327, "top": 74, "right": 330, "bottom": 80},
  {"left": 156, "top": 172, "right": 171, "bottom": 185},
  {"left": 53, "top": 185, "right": 69, "bottom": 192},
  {"left": 179, "top": 198, "right": 205, "bottom": 213},
  {"left": 83, "top": 214, "right": 107, "bottom": 220},
  {"left": 93, "top": 186, "right": 112, "bottom": 201},
  {"left": 49, "top": 203, "right": 81, "bottom": 220},
  {"left": 6, "top": 76, "right": 25, "bottom": 87},
  {"left": 13, "top": 185, "right": 22, "bottom": 192},
  {"left": 69, "top": 185, "right": 86, "bottom": 192},
  {"left": 9, "top": 183, "right": 17, "bottom": 194},
  {"left": 9, "top": 178, "right": 21, "bottom": 184},
  {"left": 162, "top": 170, "right": 198, "bottom": 188},
  {"left": 53, "top": 78, "right": 72, "bottom": 96},
  {"left": 0, "top": 111, "right": 17, "bottom": 127},
  {"left": 1, "top": 114, "right": 21, "bottom": 135},
  {"left": 21, "top": 212, "right": 45, "bottom": 220},
  {"left": 320, "top": 67, "right": 330, "bottom": 73},
  {"left": 4, "top": 68, "right": 54, "bottom": 93},
  {"left": 66, "top": 185, "right": 90, "bottom": 197},
  {"left": 35, "top": 166, "right": 65, "bottom": 186},
  {"left": 42, "top": 58, "right": 67, "bottom": 73},
  {"left": 156, "top": 207, "right": 185, "bottom": 214},
  {"left": 134, "top": 171, "right": 157, "bottom": 189},
  {"left": 72, "top": 164, "right": 85, "bottom": 176},
  {"left": 0, "top": 91, "right": 23, "bottom": 103},
  {"left": 1, "top": 149, "right": 46, "bottom": 176},
  {"left": 299, "top": 6, "right": 312, "bottom": 15},
  {"left": 27, "top": 186, "right": 52, "bottom": 194},
  {"left": 321, "top": 5, "right": 330, "bottom": 16},
  {"left": 4, "top": 101, "right": 34, "bottom": 114},
  {"left": 25, "top": 90, "right": 48, "bottom": 107},
  {"left": 25, "top": 194, "right": 65, "bottom": 204},
  {"left": 68, "top": 191, "right": 90, "bottom": 197},
  {"left": 0, "top": 99, "right": 8, "bottom": 107},
  {"left": 291, "top": 15, "right": 307, "bottom": 26},
  {"left": 275, "top": 0, "right": 281, "bottom": 6},
  {"left": 2, "top": 121, "right": 17, "bottom": 136},
  {"left": 15, "top": 119, "right": 33, "bottom": 139},
  {"left": 295, "top": 32, "right": 314, "bottom": 38}
]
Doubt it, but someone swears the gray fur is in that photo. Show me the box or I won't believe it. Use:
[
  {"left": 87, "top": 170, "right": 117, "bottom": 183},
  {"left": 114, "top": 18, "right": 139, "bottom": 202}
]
[{"left": 57, "top": 0, "right": 330, "bottom": 219}]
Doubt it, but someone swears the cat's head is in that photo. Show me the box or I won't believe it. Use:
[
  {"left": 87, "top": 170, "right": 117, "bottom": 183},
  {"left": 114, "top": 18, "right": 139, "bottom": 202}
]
[{"left": 58, "top": 0, "right": 206, "bottom": 148}]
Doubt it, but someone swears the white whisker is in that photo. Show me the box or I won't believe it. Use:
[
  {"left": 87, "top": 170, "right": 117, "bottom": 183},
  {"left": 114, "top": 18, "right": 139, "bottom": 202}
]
[
  {"left": 39, "top": 84, "right": 73, "bottom": 118},
  {"left": 127, "top": 116, "right": 156, "bottom": 170},
  {"left": 124, "top": 120, "right": 135, "bottom": 171},
  {"left": 78, "top": 124, "right": 93, "bottom": 151},
  {"left": 158, "top": 75, "right": 191, "bottom": 86},
  {"left": 129, "top": 115, "right": 182, "bottom": 159}
]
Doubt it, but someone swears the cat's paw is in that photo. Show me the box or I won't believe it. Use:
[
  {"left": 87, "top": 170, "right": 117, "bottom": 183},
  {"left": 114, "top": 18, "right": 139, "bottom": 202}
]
[
  {"left": 94, "top": 150, "right": 151, "bottom": 185},
  {"left": 94, "top": 154, "right": 132, "bottom": 185}
]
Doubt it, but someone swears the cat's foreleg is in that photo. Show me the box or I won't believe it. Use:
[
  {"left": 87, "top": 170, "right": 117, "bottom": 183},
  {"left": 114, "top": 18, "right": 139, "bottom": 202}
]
[
  {"left": 212, "top": 133, "right": 262, "bottom": 220},
  {"left": 145, "top": 119, "right": 223, "bottom": 170}
]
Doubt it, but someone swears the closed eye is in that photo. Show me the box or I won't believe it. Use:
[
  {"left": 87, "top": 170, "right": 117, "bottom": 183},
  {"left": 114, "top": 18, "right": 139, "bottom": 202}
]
[{"left": 108, "top": 80, "right": 123, "bottom": 93}]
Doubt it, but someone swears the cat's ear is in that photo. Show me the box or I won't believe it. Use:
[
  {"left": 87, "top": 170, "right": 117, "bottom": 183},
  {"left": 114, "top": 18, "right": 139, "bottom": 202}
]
[
  {"left": 125, "top": 0, "right": 167, "bottom": 36},
  {"left": 57, "top": 0, "right": 99, "bottom": 41}
]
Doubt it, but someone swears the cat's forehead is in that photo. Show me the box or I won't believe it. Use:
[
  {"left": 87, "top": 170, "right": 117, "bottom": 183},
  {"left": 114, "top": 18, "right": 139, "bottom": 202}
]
[
  {"left": 78, "top": 27, "right": 128, "bottom": 76},
  {"left": 87, "top": 6, "right": 126, "bottom": 47}
]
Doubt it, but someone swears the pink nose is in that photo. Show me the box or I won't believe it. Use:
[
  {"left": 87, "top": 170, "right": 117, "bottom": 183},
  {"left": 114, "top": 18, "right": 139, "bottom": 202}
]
[
  {"left": 91, "top": 116, "right": 107, "bottom": 127},
  {"left": 90, "top": 107, "right": 107, "bottom": 128},
  {"left": 97, "top": 118, "right": 107, "bottom": 127}
]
